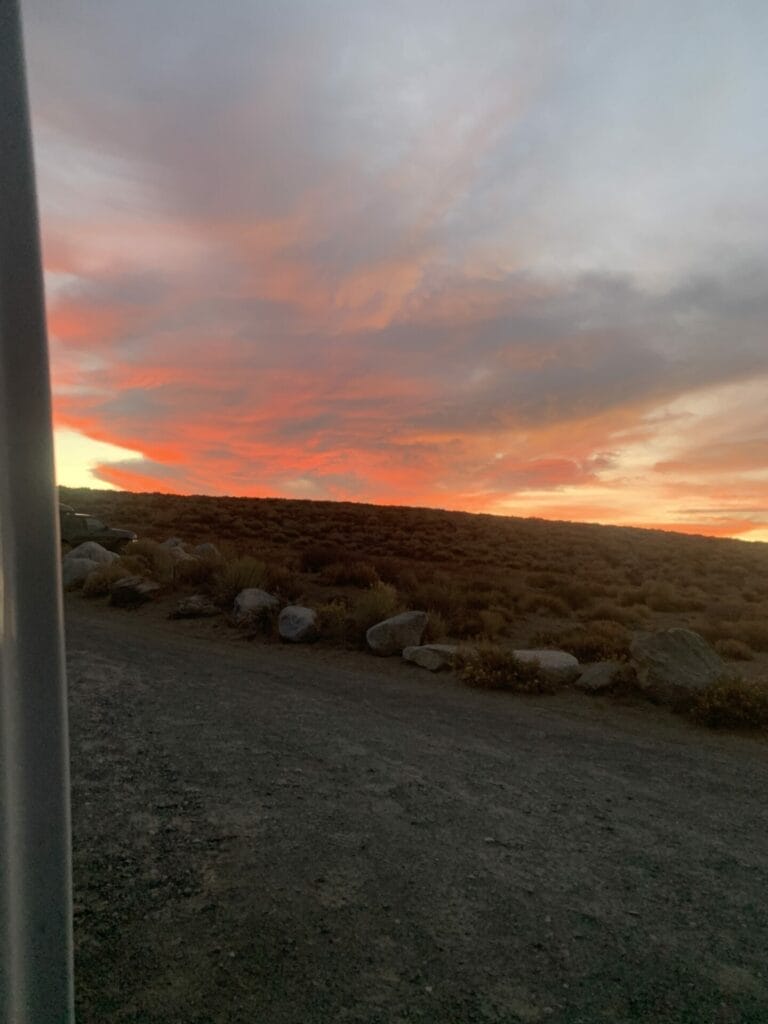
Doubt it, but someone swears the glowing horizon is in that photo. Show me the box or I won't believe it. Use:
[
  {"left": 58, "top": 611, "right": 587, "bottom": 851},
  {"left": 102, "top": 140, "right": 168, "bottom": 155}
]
[{"left": 26, "top": 1, "right": 768, "bottom": 544}]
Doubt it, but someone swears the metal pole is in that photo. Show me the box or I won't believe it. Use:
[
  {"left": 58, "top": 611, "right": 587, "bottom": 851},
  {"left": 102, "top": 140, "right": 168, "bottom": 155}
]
[{"left": 0, "top": 0, "right": 75, "bottom": 1021}]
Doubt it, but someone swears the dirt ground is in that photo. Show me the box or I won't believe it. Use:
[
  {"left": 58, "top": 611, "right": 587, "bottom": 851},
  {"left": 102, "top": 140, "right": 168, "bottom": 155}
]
[{"left": 64, "top": 595, "right": 768, "bottom": 1023}]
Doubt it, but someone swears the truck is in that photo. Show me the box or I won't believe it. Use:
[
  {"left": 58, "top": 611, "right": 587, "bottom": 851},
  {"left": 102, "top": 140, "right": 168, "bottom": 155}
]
[{"left": 59, "top": 505, "right": 137, "bottom": 553}]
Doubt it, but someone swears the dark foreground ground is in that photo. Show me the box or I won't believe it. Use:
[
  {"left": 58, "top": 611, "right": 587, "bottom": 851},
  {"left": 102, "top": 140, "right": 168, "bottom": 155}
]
[{"left": 65, "top": 598, "right": 768, "bottom": 1024}]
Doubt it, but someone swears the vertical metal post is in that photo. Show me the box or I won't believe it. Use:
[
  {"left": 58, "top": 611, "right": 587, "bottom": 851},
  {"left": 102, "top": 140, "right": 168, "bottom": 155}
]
[{"left": 0, "top": 1, "right": 75, "bottom": 1021}]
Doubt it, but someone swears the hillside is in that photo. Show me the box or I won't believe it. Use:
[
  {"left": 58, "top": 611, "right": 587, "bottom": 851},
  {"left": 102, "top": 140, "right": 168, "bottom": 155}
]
[{"left": 59, "top": 487, "right": 768, "bottom": 663}]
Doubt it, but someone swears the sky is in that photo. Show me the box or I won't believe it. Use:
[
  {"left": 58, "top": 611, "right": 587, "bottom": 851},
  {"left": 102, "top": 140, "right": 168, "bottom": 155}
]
[{"left": 23, "top": 0, "right": 768, "bottom": 540}]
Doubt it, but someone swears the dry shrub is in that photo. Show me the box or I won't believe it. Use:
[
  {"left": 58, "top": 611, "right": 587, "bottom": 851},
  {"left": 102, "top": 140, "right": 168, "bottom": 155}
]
[
  {"left": 699, "top": 619, "right": 768, "bottom": 653},
  {"left": 116, "top": 554, "right": 150, "bottom": 576},
  {"left": 300, "top": 543, "right": 346, "bottom": 573},
  {"left": 81, "top": 562, "right": 132, "bottom": 598},
  {"left": 532, "top": 619, "right": 630, "bottom": 662},
  {"left": 424, "top": 609, "right": 449, "bottom": 642},
  {"left": 446, "top": 611, "right": 484, "bottom": 640},
  {"left": 371, "top": 557, "right": 418, "bottom": 591},
  {"left": 456, "top": 644, "right": 559, "bottom": 694},
  {"left": 263, "top": 563, "right": 303, "bottom": 601},
  {"left": 235, "top": 604, "right": 280, "bottom": 640},
  {"left": 174, "top": 557, "right": 218, "bottom": 588},
  {"left": 526, "top": 572, "right": 563, "bottom": 589},
  {"left": 641, "top": 581, "right": 706, "bottom": 613},
  {"left": 123, "top": 539, "right": 174, "bottom": 583},
  {"left": 478, "top": 609, "right": 506, "bottom": 639},
  {"left": 733, "top": 621, "right": 768, "bottom": 652},
  {"left": 213, "top": 556, "right": 267, "bottom": 607},
  {"left": 403, "top": 578, "right": 460, "bottom": 618},
  {"left": 581, "top": 600, "right": 646, "bottom": 627},
  {"left": 350, "top": 583, "right": 401, "bottom": 638},
  {"left": 319, "top": 560, "right": 380, "bottom": 588},
  {"left": 517, "top": 591, "right": 571, "bottom": 617},
  {"left": 682, "top": 677, "right": 768, "bottom": 730},
  {"left": 550, "top": 580, "right": 595, "bottom": 610},
  {"left": 714, "top": 638, "right": 755, "bottom": 661},
  {"left": 316, "top": 600, "right": 350, "bottom": 644},
  {"left": 618, "top": 587, "right": 645, "bottom": 607}
]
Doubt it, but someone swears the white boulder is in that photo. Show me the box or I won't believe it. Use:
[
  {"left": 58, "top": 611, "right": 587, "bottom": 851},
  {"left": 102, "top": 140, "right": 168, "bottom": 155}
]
[
  {"left": 575, "top": 661, "right": 625, "bottom": 693},
  {"left": 629, "top": 628, "right": 724, "bottom": 703},
  {"left": 366, "top": 611, "right": 428, "bottom": 656},
  {"left": 234, "top": 588, "right": 279, "bottom": 622},
  {"left": 403, "top": 644, "right": 458, "bottom": 671},
  {"left": 511, "top": 649, "right": 581, "bottom": 685},
  {"left": 278, "top": 605, "right": 319, "bottom": 642},
  {"left": 65, "top": 541, "right": 118, "bottom": 565},
  {"left": 168, "top": 546, "right": 198, "bottom": 562}
]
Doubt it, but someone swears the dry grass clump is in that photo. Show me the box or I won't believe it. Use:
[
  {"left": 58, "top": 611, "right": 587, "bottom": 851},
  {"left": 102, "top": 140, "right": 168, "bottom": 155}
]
[
  {"left": 319, "top": 561, "right": 380, "bottom": 588},
  {"left": 639, "top": 581, "right": 706, "bottom": 613},
  {"left": 680, "top": 677, "right": 768, "bottom": 731},
  {"left": 81, "top": 562, "right": 133, "bottom": 598},
  {"left": 531, "top": 619, "right": 630, "bottom": 662},
  {"left": 316, "top": 600, "right": 351, "bottom": 644},
  {"left": 213, "top": 556, "right": 267, "bottom": 607},
  {"left": 349, "top": 583, "right": 402, "bottom": 638},
  {"left": 581, "top": 600, "right": 647, "bottom": 628},
  {"left": 262, "top": 563, "right": 303, "bottom": 601},
  {"left": 713, "top": 638, "right": 755, "bottom": 661},
  {"left": 517, "top": 591, "right": 571, "bottom": 617},
  {"left": 477, "top": 608, "right": 507, "bottom": 639},
  {"left": 300, "top": 544, "right": 346, "bottom": 573},
  {"left": 423, "top": 610, "right": 449, "bottom": 642},
  {"left": 549, "top": 579, "right": 597, "bottom": 611},
  {"left": 122, "top": 539, "right": 174, "bottom": 583},
  {"left": 173, "top": 556, "right": 219, "bottom": 588},
  {"left": 456, "top": 644, "right": 559, "bottom": 694},
  {"left": 698, "top": 618, "right": 768, "bottom": 653},
  {"left": 234, "top": 604, "right": 281, "bottom": 640}
]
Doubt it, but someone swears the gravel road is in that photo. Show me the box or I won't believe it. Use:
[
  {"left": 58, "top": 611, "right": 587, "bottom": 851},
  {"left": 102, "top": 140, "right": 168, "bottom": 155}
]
[{"left": 64, "top": 599, "right": 768, "bottom": 1024}]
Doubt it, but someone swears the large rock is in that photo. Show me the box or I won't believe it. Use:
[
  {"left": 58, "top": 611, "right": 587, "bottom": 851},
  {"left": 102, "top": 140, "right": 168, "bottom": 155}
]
[
  {"left": 65, "top": 541, "right": 118, "bottom": 565},
  {"left": 62, "top": 557, "right": 100, "bottom": 589},
  {"left": 168, "top": 546, "right": 198, "bottom": 562},
  {"left": 161, "top": 537, "right": 185, "bottom": 548},
  {"left": 403, "top": 644, "right": 458, "bottom": 672},
  {"left": 169, "top": 595, "right": 220, "bottom": 619},
  {"left": 278, "top": 605, "right": 319, "bottom": 642},
  {"left": 575, "top": 661, "right": 625, "bottom": 693},
  {"left": 110, "top": 575, "right": 161, "bottom": 608},
  {"left": 630, "top": 628, "right": 725, "bottom": 703},
  {"left": 366, "top": 611, "right": 428, "bottom": 656},
  {"left": 511, "top": 649, "right": 581, "bottom": 685},
  {"left": 234, "top": 588, "right": 279, "bottom": 622}
]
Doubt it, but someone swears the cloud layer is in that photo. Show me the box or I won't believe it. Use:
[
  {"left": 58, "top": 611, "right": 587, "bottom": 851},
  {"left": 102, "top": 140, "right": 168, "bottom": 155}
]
[{"left": 24, "top": 0, "right": 768, "bottom": 539}]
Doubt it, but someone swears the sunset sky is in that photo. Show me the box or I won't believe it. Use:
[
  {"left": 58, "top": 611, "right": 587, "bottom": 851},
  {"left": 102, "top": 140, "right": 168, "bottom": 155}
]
[{"left": 24, "top": 1, "right": 768, "bottom": 540}]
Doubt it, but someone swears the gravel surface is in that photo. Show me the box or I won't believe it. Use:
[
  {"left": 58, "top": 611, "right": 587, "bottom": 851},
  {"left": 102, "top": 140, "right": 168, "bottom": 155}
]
[{"left": 65, "top": 598, "right": 768, "bottom": 1024}]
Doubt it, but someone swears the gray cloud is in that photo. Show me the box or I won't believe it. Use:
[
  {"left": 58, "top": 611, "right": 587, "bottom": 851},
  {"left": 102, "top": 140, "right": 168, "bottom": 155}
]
[{"left": 23, "top": 1, "right": 768, "bottom": 515}]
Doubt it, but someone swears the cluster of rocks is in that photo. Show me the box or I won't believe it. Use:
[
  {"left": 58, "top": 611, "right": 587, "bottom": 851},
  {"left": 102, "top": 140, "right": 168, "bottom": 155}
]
[
  {"left": 161, "top": 538, "right": 221, "bottom": 564},
  {"left": 62, "top": 537, "right": 222, "bottom": 607},
  {"left": 64, "top": 539, "right": 729, "bottom": 707},
  {"left": 61, "top": 540, "right": 119, "bottom": 589},
  {"left": 369, "top": 614, "right": 729, "bottom": 708}
]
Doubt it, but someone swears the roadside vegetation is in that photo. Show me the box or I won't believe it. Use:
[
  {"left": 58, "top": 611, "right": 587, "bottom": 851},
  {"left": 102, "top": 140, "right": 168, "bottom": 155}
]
[{"left": 60, "top": 486, "right": 768, "bottom": 730}]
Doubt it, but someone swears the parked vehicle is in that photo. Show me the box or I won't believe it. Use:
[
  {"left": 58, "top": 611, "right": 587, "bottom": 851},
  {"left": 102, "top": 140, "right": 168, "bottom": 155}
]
[{"left": 59, "top": 506, "right": 136, "bottom": 552}]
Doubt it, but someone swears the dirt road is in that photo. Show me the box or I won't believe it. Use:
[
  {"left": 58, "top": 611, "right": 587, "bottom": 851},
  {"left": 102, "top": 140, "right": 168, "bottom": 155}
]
[{"left": 64, "top": 599, "right": 768, "bottom": 1024}]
